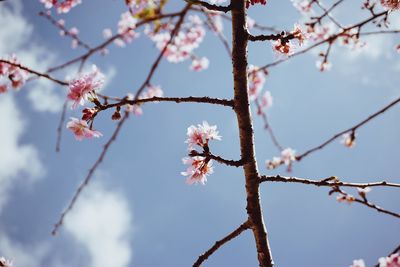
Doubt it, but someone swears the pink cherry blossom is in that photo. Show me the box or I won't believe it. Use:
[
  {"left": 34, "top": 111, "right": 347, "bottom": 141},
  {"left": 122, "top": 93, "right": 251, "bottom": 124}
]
[
  {"left": 67, "top": 65, "right": 104, "bottom": 108},
  {"left": 103, "top": 28, "right": 113, "bottom": 39},
  {"left": 380, "top": 0, "right": 400, "bottom": 10},
  {"left": 66, "top": 117, "right": 102, "bottom": 141},
  {"left": 260, "top": 91, "right": 273, "bottom": 109},
  {"left": 266, "top": 157, "right": 281, "bottom": 170},
  {"left": 379, "top": 253, "right": 400, "bottom": 267},
  {"left": 185, "top": 121, "right": 221, "bottom": 149},
  {"left": 341, "top": 132, "right": 356, "bottom": 148},
  {"left": 148, "top": 15, "right": 205, "bottom": 63},
  {"left": 0, "top": 54, "right": 27, "bottom": 91},
  {"left": 142, "top": 84, "right": 163, "bottom": 99},
  {"left": 116, "top": 12, "right": 139, "bottom": 46},
  {"left": 248, "top": 65, "right": 266, "bottom": 101},
  {"left": 281, "top": 148, "right": 296, "bottom": 165},
  {"left": 190, "top": 57, "right": 209, "bottom": 72},
  {"left": 350, "top": 259, "right": 366, "bottom": 267},
  {"left": 316, "top": 60, "right": 332, "bottom": 72},
  {"left": 336, "top": 193, "right": 355, "bottom": 204},
  {"left": 181, "top": 156, "right": 214, "bottom": 185},
  {"left": 126, "top": 93, "right": 143, "bottom": 116},
  {"left": 0, "top": 257, "right": 13, "bottom": 267},
  {"left": 57, "top": 0, "right": 82, "bottom": 13},
  {"left": 40, "top": 0, "right": 57, "bottom": 9},
  {"left": 291, "top": 0, "right": 313, "bottom": 13}
]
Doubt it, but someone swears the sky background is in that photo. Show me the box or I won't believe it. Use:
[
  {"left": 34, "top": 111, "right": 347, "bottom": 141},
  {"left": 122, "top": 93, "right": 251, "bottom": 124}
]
[{"left": 0, "top": 0, "right": 399, "bottom": 267}]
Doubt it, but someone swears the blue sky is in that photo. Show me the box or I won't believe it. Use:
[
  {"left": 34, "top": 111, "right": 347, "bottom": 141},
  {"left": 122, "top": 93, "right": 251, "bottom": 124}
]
[{"left": 0, "top": 1, "right": 399, "bottom": 267}]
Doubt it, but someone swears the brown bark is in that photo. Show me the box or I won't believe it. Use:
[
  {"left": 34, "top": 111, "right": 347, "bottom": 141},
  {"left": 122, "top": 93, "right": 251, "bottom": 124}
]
[{"left": 230, "top": 1, "right": 274, "bottom": 267}]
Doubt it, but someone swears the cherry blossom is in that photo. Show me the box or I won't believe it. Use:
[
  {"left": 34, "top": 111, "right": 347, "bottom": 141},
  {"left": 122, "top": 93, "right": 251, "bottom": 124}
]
[
  {"left": 248, "top": 65, "right": 266, "bottom": 101},
  {"left": 336, "top": 193, "right": 355, "bottom": 204},
  {"left": 190, "top": 57, "right": 209, "bottom": 71},
  {"left": 379, "top": 253, "right": 400, "bottom": 267},
  {"left": 316, "top": 60, "right": 332, "bottom": 72},
  {"left": 117, "top": 12, "right": 139, "bottom": 46},
  {"left": 266, "top": 156, "right": 281, "bottom": 170},
  {"left": 0, "top": 54, "right": 27, "bottom": 92},
  {"left": 0, "top": 257, "right": 13, "bottom": 267},
  {"left": 126, "top": 93, "right": 143, "bottom": 116},
  {"left": 341, "top": 132, "right": 356, "bottom": 148},
  {"left": 380, "top": 0, "right": 400, "bottom": 10},
  {"left": 66, "top": 117, "right": 102, "bottom": 141},
  {"left": 142, "top": 84, "right": 164, "bottom": 99},
  {"left": 148, "top": 15, "right": 205, "bottom": 63},
  {"left": 357, "top": 187, "right": 371, "bottom": 199},
  {"left": 57, "top": 0, "right": 82, "bottom": 13},
  {"left": 281, "top": 148, "right": 296, "bottom": 166},
  {"left": 67, "top": 65, "right": 104, "bottom": 108},
  {"left": 40, "top": 0, "right": 57, "bottom": 9},
  {"left": 103, "top": 28, "right": 113, "bottom": 39},
  {"left": 260, "top": 90, "right": 273, "bottom": 109},
  {"left": 350, "top": 259, "right": 366, "bottom": 267},
  {"left": 181, "top": 156, "right": 214, "bottom": 185},
  {"left": 291, "top": 0, "right": 313, "bottom": 13},
  {"left": 186, "top": 121, "right": 221, "bottom": 149}
]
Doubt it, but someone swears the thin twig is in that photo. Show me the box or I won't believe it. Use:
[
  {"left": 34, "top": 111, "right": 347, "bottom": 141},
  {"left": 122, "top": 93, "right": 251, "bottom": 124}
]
[
  {"left": 55, "top": 101, "right": 68, "bottom": 152},
  {"left": 52, "top": 4, "right": 192, "bottom": 235},
  {"left": 189, "top": 150, "right": 244, "bottom": 167},
  {"left": 254, "top": 98, "right": 283, "bottom": 152},
  {"left": 260, "top": 175, "right": 400, "bottom": 189},
  {"left": 297, "top": 96, "right": 400, "bottom": 160},
  {"left": 98, "top": 96, "right": 234, "bottom": 111},
  {"left": 0, "top": 60, "right": 68, "bottom": 86},
  {"left": 52, "top": 113, "right": 129, "bottom": 235},
  {"left": 193, "top": 220, "right": 250, "bottom": 267},
  {"left": 39, "top": 11, "right": 92, "bottom": 50}
]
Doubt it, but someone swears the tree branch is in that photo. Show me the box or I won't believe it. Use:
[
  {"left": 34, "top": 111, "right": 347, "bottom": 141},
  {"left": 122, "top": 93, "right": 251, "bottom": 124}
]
[
  {"left": 296, "top": 96, "right": 400, "bottom": 161},
  {"left": 193, "top": 220, "right": 250, "bottom": 267},
  {"left": 0, "top": 59, "right": 68, "bottom": 86},
  {"left": 231, "top": 1, "right": 274, "bottom": 266},
  {"left": 189, "top": 150, "right": 244, "bottom": 167},
  {"left": 185, "top": 0, "right": 232, "bottom": 13},
  {"left": 260, "top": 175, "right": 400, "bottom": 189},
  {"left": 98, "top": 96, "right": 234, "bottom": 111}
]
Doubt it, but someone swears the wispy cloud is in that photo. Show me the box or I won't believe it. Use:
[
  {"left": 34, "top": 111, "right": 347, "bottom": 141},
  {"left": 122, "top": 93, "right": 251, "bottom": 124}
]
[
  {"left": 65, "top": 182, "right": 133, "bottom": 267},
  {"left": 0, "top": 0, "right": 64, "bottom": 113}
]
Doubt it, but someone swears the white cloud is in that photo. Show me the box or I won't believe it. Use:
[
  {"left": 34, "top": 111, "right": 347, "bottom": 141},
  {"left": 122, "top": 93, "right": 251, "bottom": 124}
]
[
  {"left": 0, "top": 0, "right": 64, "bottom": 113},
  {"left": 65, "top": 182, "right": 133, "bottom": 267},
  {"left": 0, "top": 95, "right": 44, "bottom": 211}
]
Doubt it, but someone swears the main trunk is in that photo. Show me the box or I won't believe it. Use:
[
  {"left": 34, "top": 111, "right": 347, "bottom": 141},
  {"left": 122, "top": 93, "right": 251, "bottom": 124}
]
[{"left": 230, "top": 1, "right": 274, "bottom": 266}]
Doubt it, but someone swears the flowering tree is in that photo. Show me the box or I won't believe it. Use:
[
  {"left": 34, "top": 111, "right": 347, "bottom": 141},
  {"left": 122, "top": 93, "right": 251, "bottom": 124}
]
[{"left": 0, "top": 0, "right": 399, "bottom": 266}]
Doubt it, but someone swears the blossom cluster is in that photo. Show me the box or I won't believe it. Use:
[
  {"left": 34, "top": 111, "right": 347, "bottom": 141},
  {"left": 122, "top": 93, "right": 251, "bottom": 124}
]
[
  {"left": 67, "top": 65, "right": 104, "bottom": 109},
  {"left": 182, "top": 121, "right": 221, "bottom": 185},
  {"left": 147, "top": 15, "right": 208, "bottom": 71},
  {"left": 0, "top": 55, "right": 27, "bottom": 93},
  {"left": 380, "top": 0, "right": 400, "bottom": 10},
  {"left": 272, "top": 24, "right": 306, "bottom": 56},
  {"left": 40, "top": 0, "right": 82, "bottom": 13},
  {"left": 66, "top": 117, "right": 103, "bottom": 141},
  {"left": 266, "top": 148, "right": 296, "bottom": 171},
  {"left": 350, "top": 253, "right": 400, "bottom": 267},
  {"left": 291, "top": 0, "right": 313, "bottom": 14}
]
